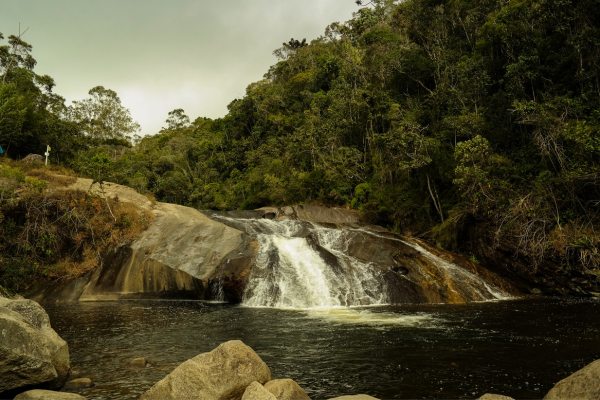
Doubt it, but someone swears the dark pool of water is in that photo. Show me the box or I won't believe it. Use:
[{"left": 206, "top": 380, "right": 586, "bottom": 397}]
[{"left": 45, "top": 297, "right": 600, "bottom": 400}]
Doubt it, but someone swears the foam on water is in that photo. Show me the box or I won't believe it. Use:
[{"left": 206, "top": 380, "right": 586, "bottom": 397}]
[{"left": 303, "top": 307, "right": 442, "bottom": 327}]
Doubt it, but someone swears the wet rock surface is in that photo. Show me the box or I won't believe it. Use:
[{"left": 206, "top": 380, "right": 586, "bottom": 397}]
[
  {"left": 32, "top": 200, "right": 520, "bottom": 305},
  {"left": 62, "top": 378, "right": 94, "bottom": 390},
  {"left": 127, "top": 357, "right": 149, "bottom": 368},
  {"left": 0, "top": 297, "right": 70, "bottom": 393}
]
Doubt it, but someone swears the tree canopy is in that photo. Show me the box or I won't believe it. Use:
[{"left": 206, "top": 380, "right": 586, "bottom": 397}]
[{"left": 1, "top": 0, "right": 600, "bottom": 275}]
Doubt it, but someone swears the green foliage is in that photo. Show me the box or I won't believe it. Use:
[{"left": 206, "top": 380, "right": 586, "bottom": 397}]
[
  {"left": 2, "top": 0, "right": 598, "bottom": 275},
  {"left": 71, "top": 86, "right": 141, "bottom": 144}
]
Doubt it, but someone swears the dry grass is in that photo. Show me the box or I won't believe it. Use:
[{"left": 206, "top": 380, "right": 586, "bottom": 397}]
[
  {"left": 1, "top": 179, "right": 154, "bottom": 292},
  {"left": 25, "top": 168, "right": 77, "bottom": 187},
  {"left": 144, "top": 191, "right": 157, "bottom": 207}
]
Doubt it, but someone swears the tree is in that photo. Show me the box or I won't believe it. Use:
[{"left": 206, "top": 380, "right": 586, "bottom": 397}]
[
  {"left": 163, "top": 108, "right": 190, "bottom": 130},
  {"left": 0, "top": 26, "right": 36, "bottom": 84},
  {"left": 71, "top": 86, "right": 140, "bottom": 144},
  {"left": 0, "top": 28, "right": 77, "bottom": 158}
]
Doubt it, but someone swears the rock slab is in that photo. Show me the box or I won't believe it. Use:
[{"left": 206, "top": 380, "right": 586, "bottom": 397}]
[
  {"left": 544, "top": 359, "right": 600, "bottom": 400},
  {"left": 242, "top": 381, "right": 277, "bottom": 400},
  {"left": 0, "top": 297, "right": 70, "bottom": 393},
  {"left": 328, "top": 395, "right": 379, "bottom": 400},
  {"left": 14, "top": 390, "right": 86, "bottom": 399},
  {"left": 140, "top": 340, "right": 271, "bottom": 400}
]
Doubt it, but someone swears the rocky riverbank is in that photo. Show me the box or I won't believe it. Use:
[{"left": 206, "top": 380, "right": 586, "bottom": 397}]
[
  {"left": 29, "top": 178, "right": 521, "bottom": 306},
  {"left": 4, "top": 305, "right": 599, "bottom": 400}
]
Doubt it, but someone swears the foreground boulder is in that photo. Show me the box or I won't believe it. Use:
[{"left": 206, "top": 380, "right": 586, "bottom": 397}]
[
  {"left": 140, "top": 340, "right": 271, "bottom": 400},
  {"left": 242, "top": 382, "right": 277, "bottom": 400},
  {"left": 0, "top": 297, "right": 70, "bottom": 393},
  {"left": 14, "top": 390, "right": 85, "bottom": 399},
  {"left": 264, "top": 379, "right": 311, "bottom": 400},
  {"left": 544, "top": 359, "right": 600, "bottom": 399},
  {"left": 477, "top": 395, "right": 514, "bottom": 400}
]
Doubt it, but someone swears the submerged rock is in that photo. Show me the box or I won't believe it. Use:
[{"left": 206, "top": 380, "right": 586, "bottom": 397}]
[
  {"left": 63, "top": 378, "right": 94, "bottom": 390},
  {"left": 264, "top": 379, "right": 311, "bottom": 400},
  {"left": 127, "top": 358, "right": 149, "bottom": 368},
  {"left": 328, "top": 395, "right": 379, "bottom": 400},
  {"left": 140, "top": 340, "right": 271, "bottom": 400},
  {"left": 14, "top": 390, "right": 86, "bottom": 399},
  {"left": 544, "top": 359, "right": 600, "bottom": 400},
  {"left": 0, "top": 297, "right": 70, "bottom": 393},
  {"left": 242, "top": 381, "right": 277, "bottom": 400}
]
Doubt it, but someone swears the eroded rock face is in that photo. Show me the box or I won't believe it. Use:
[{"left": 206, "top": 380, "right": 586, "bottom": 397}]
[
  {"left": 31, "top": 193, "right": 520, "bottom": 305},
  {"left": 0, "top": 298, "right": 70, "bottom": 393},
  {"left": 33, "top": 198, "right": 247, "bottom": 303},
  {"left": 140, "top": 340, "right": 271, "bottom": 400},
  {"left": 264, "top": 379, "right": 311, "bottom": 400},
  {"left": 544, "top": 359, "right": 600, "bottom": 400}
]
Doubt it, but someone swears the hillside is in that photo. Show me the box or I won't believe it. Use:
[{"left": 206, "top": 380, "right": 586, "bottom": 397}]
[{"left": 2, "top": 0, "right": 599, "bottom": 289}]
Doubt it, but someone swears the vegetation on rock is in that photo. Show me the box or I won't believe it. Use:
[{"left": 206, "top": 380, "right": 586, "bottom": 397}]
[{"left": 0, "top": 160, "right": 153, "bottom": 294}]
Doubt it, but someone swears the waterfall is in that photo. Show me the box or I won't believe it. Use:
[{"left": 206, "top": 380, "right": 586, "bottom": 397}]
[
  {"left": 204, "top": 213, "right": 511, "bottom": 309},
  {"left": 241, "top": 220, "right": 387, "bottom": 308}
]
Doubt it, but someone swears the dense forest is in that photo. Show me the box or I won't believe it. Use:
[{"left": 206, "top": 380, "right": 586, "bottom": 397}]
[{"left": 2, "top": 0, "right": 600, "bottom": 285}]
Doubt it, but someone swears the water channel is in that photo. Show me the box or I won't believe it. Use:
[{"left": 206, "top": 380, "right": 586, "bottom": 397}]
[{"left": 47, "top": 297, "right": 600, "bottom": 400}]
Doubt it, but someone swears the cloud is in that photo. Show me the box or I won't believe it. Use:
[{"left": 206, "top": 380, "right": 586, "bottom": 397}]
[{"left": 1, "top": 0, "right": 357, "bottom": 136}]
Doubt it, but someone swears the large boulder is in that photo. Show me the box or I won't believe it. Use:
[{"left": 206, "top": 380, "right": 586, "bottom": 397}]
[
  {"left": 14, "top": 390, "right": 85, "bottom": 399},
  {"left": 264, "top": 379, "right": 311, "bottom": 400},
  {"left": 242, "top": 381, "right": 277, "bottom": 400},
  {"left": 544, "top": 359, "right": 600, "bottom": 399},
  {"left": 140, "top": 340, "right": 271, "bottom": 400},
  {"left": 0, "top": 297, "right": 70, "bottom": 393}
]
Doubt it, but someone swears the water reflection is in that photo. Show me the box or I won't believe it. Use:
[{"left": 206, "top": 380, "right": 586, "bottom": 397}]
[{"left": 45, "top": 298, "right": 600, "bottom": 400}]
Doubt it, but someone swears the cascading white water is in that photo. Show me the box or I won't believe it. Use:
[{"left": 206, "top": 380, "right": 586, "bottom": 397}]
[
  {"left": 206, "top": 214, "right": 511, "bottom": 309},
  {"left": 240, "top": 219, "right": 388, "bottom": 308}
]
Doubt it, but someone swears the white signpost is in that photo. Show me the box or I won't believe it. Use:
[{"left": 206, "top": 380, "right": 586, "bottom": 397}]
[{"left": 44, "top": 145, "right": 51, "bottom": 165}]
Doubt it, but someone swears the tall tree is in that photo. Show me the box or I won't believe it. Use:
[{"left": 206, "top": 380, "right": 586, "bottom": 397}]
[{"left": 71, "top": 86, "right": 140, "bottom": 143}]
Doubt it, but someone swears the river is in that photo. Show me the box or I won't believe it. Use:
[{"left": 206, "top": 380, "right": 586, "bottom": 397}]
[{"left": 46, "top": 297, "right": 600, "bottom": 399}]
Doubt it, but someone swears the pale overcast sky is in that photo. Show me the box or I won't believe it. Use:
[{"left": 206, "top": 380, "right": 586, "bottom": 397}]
[{"left": 1, "top": 1, "right": 357, "bottom": 136}]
